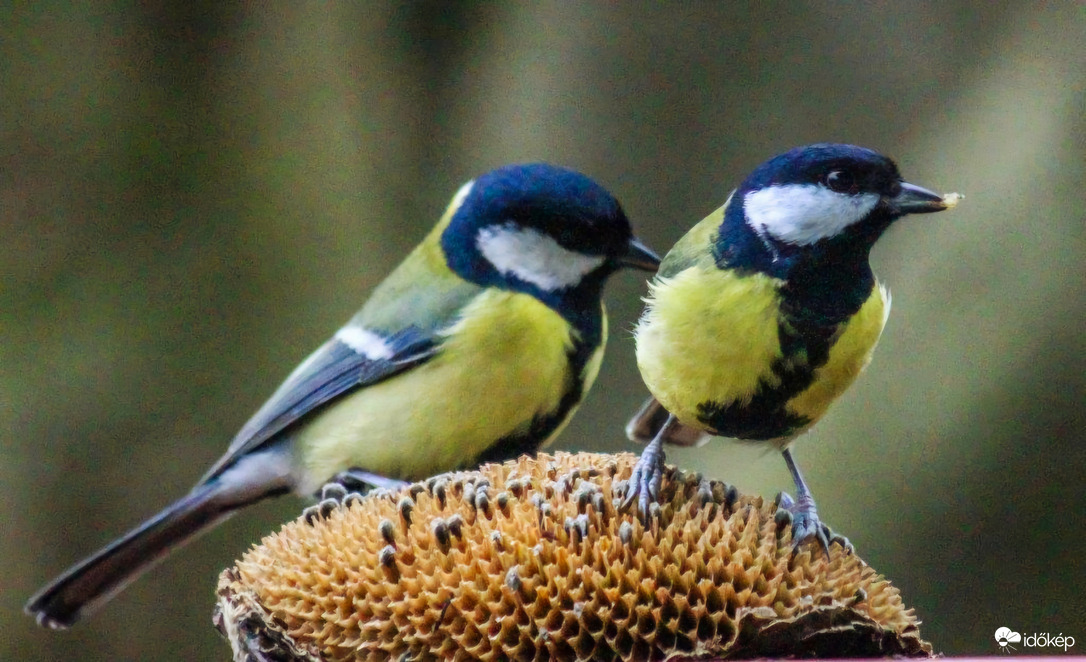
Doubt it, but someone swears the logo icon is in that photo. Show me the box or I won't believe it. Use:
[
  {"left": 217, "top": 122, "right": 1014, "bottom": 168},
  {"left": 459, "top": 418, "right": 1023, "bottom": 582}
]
[{"left": 995, "top": 627, "right": 1022, "bottom": 653}]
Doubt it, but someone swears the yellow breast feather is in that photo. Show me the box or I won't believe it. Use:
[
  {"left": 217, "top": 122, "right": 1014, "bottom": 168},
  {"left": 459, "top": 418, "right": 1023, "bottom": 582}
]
[
  {"left": 635, "top": 267, "right": 784, "bottom": 429},
  {"left": 295, "top": 290, "right": 578, "bottom": 492},
  {"left": 785, "top": 283, "right": 889, "bottom": 425}
]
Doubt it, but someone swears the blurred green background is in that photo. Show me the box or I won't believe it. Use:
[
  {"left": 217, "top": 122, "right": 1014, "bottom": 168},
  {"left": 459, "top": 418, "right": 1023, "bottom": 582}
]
[{"left": 3, "top": 2, "right": 1083, "bottom": 659}]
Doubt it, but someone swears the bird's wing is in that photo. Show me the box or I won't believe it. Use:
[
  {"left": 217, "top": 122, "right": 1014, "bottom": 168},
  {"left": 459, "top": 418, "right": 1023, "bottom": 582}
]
[
  {"left": 200, "top": 239, "right": 484, "bottom": 485},
  {"left": 626, "top": 396, "right": 712, "bottom": 447},
  {"left": 198, "top": 325, "right": 440, "bottom": 484}
]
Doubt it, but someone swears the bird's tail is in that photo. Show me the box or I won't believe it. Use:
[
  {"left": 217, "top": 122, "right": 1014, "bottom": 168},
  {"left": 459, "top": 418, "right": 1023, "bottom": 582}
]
[
  {"left": 626, "top": 396, "right": 712, "bottom": 447},
  {"left": 25, "top": 456, "right": 292, "bottom": 629}
]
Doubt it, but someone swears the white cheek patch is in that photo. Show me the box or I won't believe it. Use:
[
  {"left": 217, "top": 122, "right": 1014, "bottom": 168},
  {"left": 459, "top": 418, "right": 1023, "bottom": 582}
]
[
  {"left": 476, "top": 224, "right": 605, "bottom": 291},
  {"left": 744, "top": 185, "right": 880, "bottom": 246},
  {"left": 334, "top": 326, "right": 394, "bottom": 360}
]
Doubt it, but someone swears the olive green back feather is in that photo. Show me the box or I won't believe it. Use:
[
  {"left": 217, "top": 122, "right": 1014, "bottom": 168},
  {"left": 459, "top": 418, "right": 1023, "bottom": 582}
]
[
  {"left": 354, "top": 195, "right": 483, "bottom": 335},
  {"left": 658, "top": 195, "right": 730, "bottom": 279}
]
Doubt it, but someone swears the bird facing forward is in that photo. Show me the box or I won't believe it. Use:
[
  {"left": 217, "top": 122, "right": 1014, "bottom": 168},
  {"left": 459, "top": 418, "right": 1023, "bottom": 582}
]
[
  {"left": 625, "top": 144, "right": 958, "bottom": 550},
  {"left": 27, "top": 163, "right": 660, "bottom": 628}
]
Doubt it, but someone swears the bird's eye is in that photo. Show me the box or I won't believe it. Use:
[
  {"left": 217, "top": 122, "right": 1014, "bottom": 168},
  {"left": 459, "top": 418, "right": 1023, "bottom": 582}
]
[{"left": 823, "top": 170, "right": 856, "bottom": 194}]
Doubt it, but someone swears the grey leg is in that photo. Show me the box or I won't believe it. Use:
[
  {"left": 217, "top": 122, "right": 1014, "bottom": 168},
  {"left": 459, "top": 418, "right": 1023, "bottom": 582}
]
[
  {"left": 778, "top": 448, "right": 852, "bottom": 556},
  {"left": 621, "top": 413, "right": 676, "bottom": 519}
]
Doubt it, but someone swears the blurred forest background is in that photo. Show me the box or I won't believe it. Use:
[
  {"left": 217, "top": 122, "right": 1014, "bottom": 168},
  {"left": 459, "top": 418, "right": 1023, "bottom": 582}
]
[{"left": 3, "top": 2, "right": 1083, "bottom": 659}]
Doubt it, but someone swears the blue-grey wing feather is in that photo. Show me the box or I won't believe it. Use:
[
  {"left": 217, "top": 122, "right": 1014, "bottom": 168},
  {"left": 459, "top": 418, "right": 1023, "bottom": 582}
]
[{"left": 199, "top": 327, "right": 436, "bottom": 484}]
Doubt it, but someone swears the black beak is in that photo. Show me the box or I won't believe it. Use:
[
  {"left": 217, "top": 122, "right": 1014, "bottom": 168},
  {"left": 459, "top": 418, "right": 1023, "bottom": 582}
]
[
  {"left": 618, "top": 237, "right": 661, "bottom": 272},
  {"left": 889, "top": 181, "right": 950, "bottom": 215}
]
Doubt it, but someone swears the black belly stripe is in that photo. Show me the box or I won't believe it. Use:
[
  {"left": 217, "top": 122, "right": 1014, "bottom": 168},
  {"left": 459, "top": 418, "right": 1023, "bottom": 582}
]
[{"left": 696, "top": 275, "right": 876, "bottom": 441}]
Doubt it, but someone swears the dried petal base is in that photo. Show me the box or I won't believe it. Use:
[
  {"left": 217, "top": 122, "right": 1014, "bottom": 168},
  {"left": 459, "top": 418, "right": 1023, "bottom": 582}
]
[{"left": 215, "top": 452, "right": 933, "bottom": 661}]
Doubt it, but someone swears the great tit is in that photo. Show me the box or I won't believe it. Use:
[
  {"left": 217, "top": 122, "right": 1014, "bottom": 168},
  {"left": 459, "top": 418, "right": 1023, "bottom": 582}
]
[
  {"left": 624, "top": 144, "right": 957, "bottom": 552},
  {"left": 27, "top": 163, "right": 660, "bottom": 628}
]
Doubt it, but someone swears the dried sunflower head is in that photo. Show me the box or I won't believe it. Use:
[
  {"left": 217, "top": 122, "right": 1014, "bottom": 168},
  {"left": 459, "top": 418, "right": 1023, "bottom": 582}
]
[{"left": 215, "top": 452, "right": 932, "bottom": 661}]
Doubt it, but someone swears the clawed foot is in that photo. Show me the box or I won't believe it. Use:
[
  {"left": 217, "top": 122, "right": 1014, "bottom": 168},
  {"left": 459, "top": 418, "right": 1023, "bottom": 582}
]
[
  {"left": 775, "top": 491, "right": 853, "bottom": 557},
  {"left": 621, "top": 445, "right": 667, "bottom": 520}
]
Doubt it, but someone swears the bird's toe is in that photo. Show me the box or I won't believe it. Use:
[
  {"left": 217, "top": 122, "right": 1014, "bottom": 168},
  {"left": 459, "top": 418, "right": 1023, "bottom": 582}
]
[
  {"left": 776, "top": 491, "right": 851, "bottom": 558},
  {"left": 620, "top": 453, "right": 666, "bottom": 520}
]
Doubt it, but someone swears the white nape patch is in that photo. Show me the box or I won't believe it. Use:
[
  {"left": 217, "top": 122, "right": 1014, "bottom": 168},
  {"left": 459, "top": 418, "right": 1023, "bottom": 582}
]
[
  {"left": 744, "top": 185, "right": 880, "bottom": 246},
  {"left": 450, "top": 180, "right": 475, "bottom": 210},
  {"left": 334, "top": 326, "right": 394, "bottom": 360},
  {"left": 476, "top": 224, "right": 605, "bottom": 291}
]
